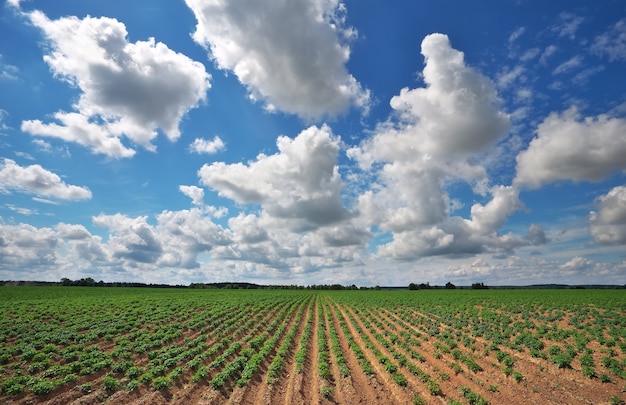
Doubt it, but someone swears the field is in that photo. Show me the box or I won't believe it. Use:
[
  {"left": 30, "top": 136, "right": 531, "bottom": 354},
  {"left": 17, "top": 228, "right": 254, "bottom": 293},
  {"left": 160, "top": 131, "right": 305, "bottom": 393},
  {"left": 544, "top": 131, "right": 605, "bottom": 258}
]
[{"left": 1, "top": 287, "right": 625, "bottom": 404}]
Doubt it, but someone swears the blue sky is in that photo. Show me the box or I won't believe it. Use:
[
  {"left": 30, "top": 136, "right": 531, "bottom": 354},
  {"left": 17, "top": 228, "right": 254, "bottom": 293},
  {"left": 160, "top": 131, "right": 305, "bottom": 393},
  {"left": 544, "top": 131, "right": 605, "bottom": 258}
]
[{"left": 0, "top": 0, "right": 625, "bottom": 286}]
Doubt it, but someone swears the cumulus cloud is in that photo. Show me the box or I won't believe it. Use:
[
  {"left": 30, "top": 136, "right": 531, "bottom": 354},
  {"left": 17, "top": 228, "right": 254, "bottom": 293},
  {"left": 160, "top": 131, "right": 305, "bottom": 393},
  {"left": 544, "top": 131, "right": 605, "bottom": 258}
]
[
  {"left": 22, "top": 112, "right": 136, "bottom": 158},
  {"left": 185, "top": 0, "right": 369, "bottom": 119},
  {"left": 55, "top": 223, "right": 92, "bottom": 240},
  {"left": 592, "top": 18, "right": 626, "bottom": 62},
  {"left": 350, "top": 33, "right": 510, "bottom": 165},
  {"left": 589, "top": 185, "right": 626, "bottom": 245},
  {"left": 21, "top": 11, "right": 211, "bottom": 157},
  {"left": 199, "top": 125, "right": 350, "bottom": 232},
  {"left": 0, "top": 223, "right": 59, "bottom": 267},
  {"left": 372, "top": 186, "right": 534, "bottom": 260},
  {"left": 155, "top": 209, "right": 231, "bottom": 268},
  {"left": 179, "top": 185, "right": 205, "bottom": 206},
  {"left": 93, "top": 214, "right": 163, "bottom": 264},
  {"left": 515, "top": 107, "right": 626, "bottom": 188},
  {"left": 561, "top": 256, "right": 594, "bottom": 272},
  {"left": 189, "top": 136, "right": 225, "bottom": 154},
  {"left": 347, "top": 34, "right": 527, "bottom": 260},
  {"left": 0, "top": 158, "right": 91, "bottom": 200}
]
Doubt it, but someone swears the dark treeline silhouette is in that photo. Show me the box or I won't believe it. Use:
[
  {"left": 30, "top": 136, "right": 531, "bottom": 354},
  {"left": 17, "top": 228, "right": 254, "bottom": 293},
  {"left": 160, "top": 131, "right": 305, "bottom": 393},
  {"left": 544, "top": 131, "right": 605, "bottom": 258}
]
[{"left": 409, "top": 282, "right": 456, "bottom": 290}]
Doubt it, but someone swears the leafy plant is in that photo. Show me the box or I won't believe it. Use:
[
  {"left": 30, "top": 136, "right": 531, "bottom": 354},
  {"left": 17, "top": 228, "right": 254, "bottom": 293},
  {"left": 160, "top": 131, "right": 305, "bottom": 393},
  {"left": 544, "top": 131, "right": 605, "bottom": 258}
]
[{"left": 102, "top": 375, "right": 119, "bottom": 392}]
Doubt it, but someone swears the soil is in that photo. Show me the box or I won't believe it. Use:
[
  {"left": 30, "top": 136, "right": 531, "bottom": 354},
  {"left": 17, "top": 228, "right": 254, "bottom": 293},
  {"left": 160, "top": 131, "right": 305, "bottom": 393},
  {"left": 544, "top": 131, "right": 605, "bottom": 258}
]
[{"left": 4, "top": 295, "right": 625, "bottom": 405}]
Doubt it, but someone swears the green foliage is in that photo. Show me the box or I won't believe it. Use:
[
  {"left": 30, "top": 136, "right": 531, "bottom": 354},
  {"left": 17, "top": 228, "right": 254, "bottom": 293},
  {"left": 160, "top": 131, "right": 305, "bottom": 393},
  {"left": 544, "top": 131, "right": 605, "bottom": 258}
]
[
  {"left": 600, "top": 374, "right": 613, "bottom": 383},
  {"left": 151, "top": 376, "right": 172, "bottom": 391},
  {"left": 412, "top": 394, "right": 426, "bottom": 404},
  {"left": 393, "top": 372, "right": 407, "bottom": 386},
  {"left": 583, "top": 366, "right": 597, "bottom": 379},
  {"left": 460, "top": 386, "right": 490, "bottom": 405},
  {"left": 320, "top": 385, "right": 333, "bottom": 397},
  {"left": 610, "top": 395, "right": 625, "bottom": 405},
  {"left": 1, "top": 286, "right": 626, "bottom": 404},
  {"left": 31, "top": 380, "right": 55, "bottom": 395},
  {"left": 102, "top": 375, "right": 119, "bottom": 392},
  {"left": 427, "top": 379, "right": 443, "bottom": 396}
]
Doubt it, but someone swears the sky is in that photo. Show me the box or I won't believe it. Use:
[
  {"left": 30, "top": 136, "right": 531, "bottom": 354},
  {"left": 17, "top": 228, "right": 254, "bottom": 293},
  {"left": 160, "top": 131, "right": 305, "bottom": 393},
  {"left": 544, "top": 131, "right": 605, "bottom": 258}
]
[{"left": 0, "top": 0, "right": 625, "bottom": 287}]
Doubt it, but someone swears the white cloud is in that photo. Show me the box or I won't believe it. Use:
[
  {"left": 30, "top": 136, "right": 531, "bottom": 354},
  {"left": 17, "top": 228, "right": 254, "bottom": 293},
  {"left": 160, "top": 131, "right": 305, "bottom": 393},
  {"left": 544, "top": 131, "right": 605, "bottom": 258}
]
[
  {"left": 540, "top": 45, "right": 557, "bottom": 64},
  {"left": 0, "top": 158, "right": 91, "bottom": 200},
  {"left": 347, "top": 34, "right": 528, "bottom": 260},
  {"left": 371, "top": 186, "right": 535, "bottom": 260},
  {"left": 497, "top": 65, "right": 525, "bottom": 88},
  {"left": 199, "top": 125, "right": 350, "bottom": 232},
  {"left": 553, "top": 55, "right": 583, "bottom": 75},
  {"left": 351, "top": 33, "right": 510, "bottom": 164},
  {"left": 561, "top": 256, "right": 593, "bottom": 272},
  {"left": 21, "top": 11, "right": 211, "bottom": 157},
  {"left": 572, "top": 65, "right": 605, "bottom": 85},
  {"left": 6, "top": 0, "right": 25, "bottom": 8},
  {"left": 6, "top": 204, "right": 37, "bottom": 215},
  {"left": 93, "top": 213, "right": 163, "bottom": 264},
  {"left": 0, "top": 55, "right": 19, "bottom": 81},
  {"left": 179, "top": 185, "right": 204, "bottom": 206},
  {"left": 508, "top": 27, "right": 525, "bottom": 43},
  {"left": 155, "top": 209, "right": 231, "bottom": 268},
  {"left": 0, "top": 223, "right": 59, "bottom": 268},
  {"left": 589, "top": 185, "right": 626, "bottom": 245},
  {"left": 552, "top": 12, "right": 584, "bottom": 40},
  {"left": 519, "top": 48, "right": 540, "bottom": 62},
  {"left": 185, "top": 0, "right": 369, "bottom": 119},
  {"left": 189, "top": 136, "right": 225, "bottom": 154},
  {"left": 22, "top": 112, "right": 136, "bottom": 158},
  {"left": 515, "top": 107, "right": 626, "bottom": 188},
  {"left": 55, "top": 223, "right": 92, "bottom": 240},
  {"left": 592, "top": 18, "right": 626, "bottom": 62},
  {"left": 0, "top": 109, "right": 9, "bottom": 130}
]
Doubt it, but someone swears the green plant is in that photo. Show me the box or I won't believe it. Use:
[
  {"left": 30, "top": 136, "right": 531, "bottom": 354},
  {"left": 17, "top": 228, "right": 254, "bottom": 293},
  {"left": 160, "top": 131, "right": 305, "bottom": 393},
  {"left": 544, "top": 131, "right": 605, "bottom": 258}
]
[
  {"left": 582, "top": 366, "right": 596, "bottom": 379},
  {"left": 487, "top": 384, "right": 499, "bottom": 392},
  {"left": 413, "top": 394, "right": 426, "bottom": 404},
  {"left": 600, "top": 374, "right": 612, "bottom": 383},
  {"left": 513, "top": 371, "right": 524, "bottom": 383},
  {"left": 126, "top": 379, "right": 139, "bottom": 391},
  {"left": 393, "top": 372, "right": 407, "bottom": 386},
  {"left": 102, "top": 375, "right": 119, "bottom": 392},
  {"left": 427, "top": 379, "right": 443, "bottom": 396},
  {"left": 31, "top": 380, "right": 55, "bottom": 395},
  {"left": 151, "top": 376, "right": 172, "bottom": 391},
  {"left": 320, "top": 385, "right": 333, "bottom": 397}
]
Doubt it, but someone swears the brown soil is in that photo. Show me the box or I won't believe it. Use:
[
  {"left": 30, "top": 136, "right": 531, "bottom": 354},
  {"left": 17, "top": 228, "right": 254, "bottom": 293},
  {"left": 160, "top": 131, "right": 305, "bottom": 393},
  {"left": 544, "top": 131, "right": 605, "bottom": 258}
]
[{"left": 3, "top": 295, "right": 625, "bottom": 405}]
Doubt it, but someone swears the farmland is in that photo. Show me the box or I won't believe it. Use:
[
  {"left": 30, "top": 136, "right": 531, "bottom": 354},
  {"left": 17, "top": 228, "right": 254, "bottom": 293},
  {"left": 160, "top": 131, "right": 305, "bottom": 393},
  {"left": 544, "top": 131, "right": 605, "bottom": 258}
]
[{"left": 1, "top": 287, "right": 625, "bottom": 404}]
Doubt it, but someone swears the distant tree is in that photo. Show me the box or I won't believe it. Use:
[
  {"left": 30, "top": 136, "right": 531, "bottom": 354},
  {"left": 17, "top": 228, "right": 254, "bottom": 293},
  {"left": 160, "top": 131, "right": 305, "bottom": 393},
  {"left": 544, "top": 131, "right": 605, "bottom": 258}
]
[
  {"left": 60, "top": 278, "right": 71, "bottom": 286},
  {"left": 408, "top": 283, "right": 419, "bottom": 290},
  {"left": 445, "top": 282, "right": 456, "bottom": 290},
  {"left": 471, "top": 282, "right": 488, "bottom": 290},
  {"left": 418, "top": 282, "right": 432, "bottom": 290}
]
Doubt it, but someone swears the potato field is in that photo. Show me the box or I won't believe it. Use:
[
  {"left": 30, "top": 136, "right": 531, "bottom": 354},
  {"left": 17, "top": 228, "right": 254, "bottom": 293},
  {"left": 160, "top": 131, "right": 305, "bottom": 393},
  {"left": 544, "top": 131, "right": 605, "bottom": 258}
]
[{"left": 1, "top": 287, "right": 625, "bottom": 404}]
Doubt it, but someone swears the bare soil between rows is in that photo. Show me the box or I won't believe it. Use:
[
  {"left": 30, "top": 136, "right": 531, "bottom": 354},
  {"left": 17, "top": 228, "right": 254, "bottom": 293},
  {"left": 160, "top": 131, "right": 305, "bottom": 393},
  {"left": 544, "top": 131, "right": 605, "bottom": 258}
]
[{"left": 4, "top": 295, "right": 625, "bottom": 405}]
